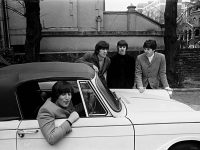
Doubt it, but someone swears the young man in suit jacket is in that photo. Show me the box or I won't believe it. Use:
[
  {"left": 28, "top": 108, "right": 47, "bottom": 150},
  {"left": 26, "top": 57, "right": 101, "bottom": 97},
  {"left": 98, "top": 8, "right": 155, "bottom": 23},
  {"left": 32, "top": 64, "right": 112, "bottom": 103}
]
[
  {"left": 76, "top": 41, "right": 110, "bottom": 85},
  {"left": 135, "top": 39, "right": 171, "bottom": 93}
]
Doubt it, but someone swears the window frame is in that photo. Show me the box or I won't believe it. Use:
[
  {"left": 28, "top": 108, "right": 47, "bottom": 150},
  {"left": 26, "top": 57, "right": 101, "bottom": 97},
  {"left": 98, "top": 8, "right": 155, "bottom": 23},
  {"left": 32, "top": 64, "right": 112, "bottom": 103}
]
[
  {"left": 77, "top": 80, "right": 108, "bottom": 117},
  {"left": 95, "top": 77, "right": 122, "bottom": 112}
]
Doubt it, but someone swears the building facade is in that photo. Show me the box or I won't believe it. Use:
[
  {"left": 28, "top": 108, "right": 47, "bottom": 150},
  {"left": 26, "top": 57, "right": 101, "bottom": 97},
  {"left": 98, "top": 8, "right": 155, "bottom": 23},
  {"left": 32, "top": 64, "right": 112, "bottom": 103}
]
[
  {"left": 177, "top": 0, "right": 200, "bottom": 48},
  {"left": 0, "top": 0, "right": 164, "bottom": 53}
]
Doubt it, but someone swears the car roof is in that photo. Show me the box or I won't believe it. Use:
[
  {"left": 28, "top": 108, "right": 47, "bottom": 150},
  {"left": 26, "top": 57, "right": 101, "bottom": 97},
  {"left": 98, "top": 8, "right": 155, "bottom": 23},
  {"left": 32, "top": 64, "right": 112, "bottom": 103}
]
[{"left": 0, "top": 62, "right": 95, "bottom": 84}]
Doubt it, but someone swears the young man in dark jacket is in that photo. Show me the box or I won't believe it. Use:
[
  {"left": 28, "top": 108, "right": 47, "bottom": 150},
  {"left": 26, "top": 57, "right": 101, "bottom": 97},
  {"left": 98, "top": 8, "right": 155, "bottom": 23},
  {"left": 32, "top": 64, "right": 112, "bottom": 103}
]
[
  {"left": 107, "top": 40, "right": 135, "bottom": 89},
  {"left": 76, "top": 41, "right": 110, "bottom": 85}
]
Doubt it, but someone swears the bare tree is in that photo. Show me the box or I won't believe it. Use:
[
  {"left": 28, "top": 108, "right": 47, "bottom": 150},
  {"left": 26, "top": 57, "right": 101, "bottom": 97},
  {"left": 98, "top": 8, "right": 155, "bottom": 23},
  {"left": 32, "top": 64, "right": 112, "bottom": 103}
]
[
  {"left": 24, "top": 0, "right": 42, "bottom": 62},
  {"left": 1, "top": 0, "right": 42, "bottom": 63},
  {"left": 164, "top": 0, "right": 178, "bottom": 87}
]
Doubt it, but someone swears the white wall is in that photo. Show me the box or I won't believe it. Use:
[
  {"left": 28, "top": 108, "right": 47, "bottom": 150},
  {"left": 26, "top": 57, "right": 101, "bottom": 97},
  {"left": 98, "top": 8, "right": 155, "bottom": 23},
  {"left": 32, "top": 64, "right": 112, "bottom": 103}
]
[
  {"left": 40, "top": 36, "right": 164, "bottom": 52},
  {"left": 104, "top": 13, "right": 127, "bottom": 31}
]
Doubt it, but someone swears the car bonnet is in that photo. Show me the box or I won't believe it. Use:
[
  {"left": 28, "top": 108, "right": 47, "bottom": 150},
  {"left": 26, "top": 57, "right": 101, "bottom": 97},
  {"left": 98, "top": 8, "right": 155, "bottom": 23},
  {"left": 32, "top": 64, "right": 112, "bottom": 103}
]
[{"left": 113, "top": 89, "right": 200, "bottom": 124}]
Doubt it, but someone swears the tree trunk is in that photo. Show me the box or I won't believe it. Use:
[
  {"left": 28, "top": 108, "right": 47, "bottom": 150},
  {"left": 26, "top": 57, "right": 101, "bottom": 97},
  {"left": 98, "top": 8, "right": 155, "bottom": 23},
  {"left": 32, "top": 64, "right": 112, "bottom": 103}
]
[
  {"left": 24, "top": 0, "right": 41, "bottom": 62},
  {"left": 164, "top": 0, "right": 178, "bottom": 87}
]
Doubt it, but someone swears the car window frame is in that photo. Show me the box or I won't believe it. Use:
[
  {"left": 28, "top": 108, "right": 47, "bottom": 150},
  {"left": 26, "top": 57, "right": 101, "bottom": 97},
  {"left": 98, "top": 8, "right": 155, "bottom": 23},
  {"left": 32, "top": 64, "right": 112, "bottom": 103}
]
[
  {"left": 77, "top": 80, "right": 108, "bottom": 117},
  {"left": 95, "top": 76, "right": 122, "bottom": 112}
]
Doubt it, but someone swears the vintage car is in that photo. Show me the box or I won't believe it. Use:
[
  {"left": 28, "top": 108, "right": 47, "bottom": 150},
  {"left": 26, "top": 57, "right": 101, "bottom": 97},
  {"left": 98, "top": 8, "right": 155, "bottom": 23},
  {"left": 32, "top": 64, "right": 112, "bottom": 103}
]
[{"left": 0, "top": 62, "right": 200, "bottom": 150}]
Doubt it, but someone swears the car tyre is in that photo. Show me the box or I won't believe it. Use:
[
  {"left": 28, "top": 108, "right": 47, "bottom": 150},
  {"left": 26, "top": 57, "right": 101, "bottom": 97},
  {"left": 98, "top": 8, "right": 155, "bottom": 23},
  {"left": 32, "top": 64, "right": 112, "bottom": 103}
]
[{"left": 169, "top": 142, "right": 200, "bottom": 150}]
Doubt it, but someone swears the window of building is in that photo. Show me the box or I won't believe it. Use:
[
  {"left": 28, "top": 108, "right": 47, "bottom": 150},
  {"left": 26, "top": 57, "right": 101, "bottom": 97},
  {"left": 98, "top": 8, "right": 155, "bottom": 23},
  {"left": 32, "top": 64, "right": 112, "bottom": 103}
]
[
  {"left": 194, "top": 29, "right": 200, "bottom": 37},
  {"left": 181, "top": 35, "right": 183, "bottom": 41},
  {"left": 188, "top": 30, "right": 192, "bottom": 40},
  {"left": 199, "top": 18, "right": 200, "bottom": 25},
  {"left": 184, "top": 30, "right": 187, "bottom": 40},
  {"left": 193, "top": 17, "right": 197, "bottom": 24}
]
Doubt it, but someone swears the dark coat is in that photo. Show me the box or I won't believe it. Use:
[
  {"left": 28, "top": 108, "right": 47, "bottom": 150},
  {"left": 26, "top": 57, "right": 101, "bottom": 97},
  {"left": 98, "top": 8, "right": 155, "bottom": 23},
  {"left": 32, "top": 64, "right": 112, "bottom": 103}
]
[
  {"left": 76, "top": 52, "right": 110, "bottom": 85},
  {"left": 107, "top": 53, "right": 135, "bottom": 89},
  {"left": 135, "top": 52, "right": 169, "bottom": 89}
]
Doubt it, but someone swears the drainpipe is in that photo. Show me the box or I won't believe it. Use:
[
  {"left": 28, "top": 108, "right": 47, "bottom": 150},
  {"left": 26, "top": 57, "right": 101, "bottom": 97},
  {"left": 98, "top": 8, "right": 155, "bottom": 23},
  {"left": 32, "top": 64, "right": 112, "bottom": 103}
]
[
  {"left": 1, "top": 0, "right": 11, "bottom": 49},
  {"left": 0, "top": 8, "right": 5, "bottom": 49},
  {"left": 0, "top": 0, "right": 5, "bottom": 49},
  {"left": 96, "top": 15, "right": 102, "bottom": 32}
]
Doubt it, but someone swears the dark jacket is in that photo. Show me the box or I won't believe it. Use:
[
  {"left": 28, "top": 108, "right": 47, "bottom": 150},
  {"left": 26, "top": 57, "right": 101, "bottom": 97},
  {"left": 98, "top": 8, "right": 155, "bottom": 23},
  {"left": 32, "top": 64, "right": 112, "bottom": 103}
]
[
  {"left": 135, "top": 52, "right": 169, "bottom": 89},
  {"left": 76, "top": 52, "right": 110, "bottom": 84},
  {"left": 107, "top": 53, "right": 135, "bottom": 89}
]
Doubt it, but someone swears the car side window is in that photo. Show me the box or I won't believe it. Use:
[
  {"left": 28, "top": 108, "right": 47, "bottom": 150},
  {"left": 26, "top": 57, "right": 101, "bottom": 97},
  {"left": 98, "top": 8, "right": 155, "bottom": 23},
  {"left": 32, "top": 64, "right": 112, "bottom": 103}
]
[
  {"left": 79, "top": 81, "right": 107, "bottom": 117},
  {"left": 38, "top": 81, "right": 86, "bottom": 117},
  {"left": 17, "top": 80, "right": 82, "bottom": 120},
  {"left": 0, "top": 86, "right": 21, "bottom": 121},
  {"left": 16, "top": 81, "right": 44, "bottom": 120},
  {"left": 16, "top": 80, "right": 107, "bottom": 120}
]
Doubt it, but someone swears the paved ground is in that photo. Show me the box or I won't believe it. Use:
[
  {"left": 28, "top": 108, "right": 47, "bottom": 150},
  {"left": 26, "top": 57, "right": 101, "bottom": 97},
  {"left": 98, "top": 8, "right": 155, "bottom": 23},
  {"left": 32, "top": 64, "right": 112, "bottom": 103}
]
[{"left": 172, "top": 88, "right": 200, "bottom": 110}]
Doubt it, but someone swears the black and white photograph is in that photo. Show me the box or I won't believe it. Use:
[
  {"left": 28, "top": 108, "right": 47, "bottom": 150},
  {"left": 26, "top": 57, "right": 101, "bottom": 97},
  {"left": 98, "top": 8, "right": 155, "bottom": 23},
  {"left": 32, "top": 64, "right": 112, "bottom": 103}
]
[{"left": 1, "top": 0, "right": 200, "bottom": 149}]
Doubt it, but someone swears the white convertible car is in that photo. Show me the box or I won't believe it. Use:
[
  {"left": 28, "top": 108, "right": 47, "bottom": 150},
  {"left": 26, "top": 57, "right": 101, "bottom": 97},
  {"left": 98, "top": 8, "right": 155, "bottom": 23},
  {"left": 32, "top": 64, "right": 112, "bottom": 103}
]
[{"left": 0, "top": 62, "right": 200, "bottom": 150}]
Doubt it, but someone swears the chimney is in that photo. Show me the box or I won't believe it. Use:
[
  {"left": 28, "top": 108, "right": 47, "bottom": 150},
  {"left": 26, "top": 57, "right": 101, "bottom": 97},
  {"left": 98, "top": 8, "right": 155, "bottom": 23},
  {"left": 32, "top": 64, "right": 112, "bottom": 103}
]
[{"left": 127, "top": 4, "right": 136, "bottom": 12}]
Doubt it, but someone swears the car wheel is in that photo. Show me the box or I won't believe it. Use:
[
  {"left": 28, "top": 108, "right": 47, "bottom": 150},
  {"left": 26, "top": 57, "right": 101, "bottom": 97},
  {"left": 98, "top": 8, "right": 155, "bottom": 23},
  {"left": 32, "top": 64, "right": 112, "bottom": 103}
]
[{"left": 169, "top": 142, "right": 200, "bottom": 150}]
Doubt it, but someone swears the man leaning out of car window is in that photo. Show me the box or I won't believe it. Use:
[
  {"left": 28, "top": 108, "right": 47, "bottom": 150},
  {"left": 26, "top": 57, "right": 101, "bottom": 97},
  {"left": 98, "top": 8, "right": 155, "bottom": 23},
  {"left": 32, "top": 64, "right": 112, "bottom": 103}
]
[{"left": 37, "top": 81, "right": 79, "bottom": 145}]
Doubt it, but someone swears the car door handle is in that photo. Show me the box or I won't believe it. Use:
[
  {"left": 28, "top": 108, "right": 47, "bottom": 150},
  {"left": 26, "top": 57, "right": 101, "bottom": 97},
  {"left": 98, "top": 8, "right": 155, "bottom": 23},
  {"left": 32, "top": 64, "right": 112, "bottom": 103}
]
[{"left": 17, "top": 129, "right": 39, "bottom": 138}]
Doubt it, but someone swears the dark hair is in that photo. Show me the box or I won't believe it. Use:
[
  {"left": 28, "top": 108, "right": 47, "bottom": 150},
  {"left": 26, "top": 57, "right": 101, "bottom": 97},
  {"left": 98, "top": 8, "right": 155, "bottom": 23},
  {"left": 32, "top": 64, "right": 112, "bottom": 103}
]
[
  {"left": 51, "top": 81, "right": 74, "bottom": 103},
  {"left": 95, "top": 41, "right": 109, "bottom": 55},
  {"left": 143, "top": 40, "right": 157, "bottom": 50},
  {"left": 117, "top": 40, "right": 128, "bottom": 49}
]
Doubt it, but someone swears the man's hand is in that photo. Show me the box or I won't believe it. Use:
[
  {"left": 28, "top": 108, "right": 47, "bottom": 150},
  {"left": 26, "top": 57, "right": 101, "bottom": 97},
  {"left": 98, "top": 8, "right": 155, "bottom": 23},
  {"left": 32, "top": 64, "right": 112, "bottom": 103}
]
[
  {"left": 68, "top": 111, "right": 79, "bottom": 124},
  {"left": 92, "top": 65, "right": 99, "bottom": 72},
  {"left": 138, "top": 87, "right": 145, "bottom": 93},
  {"left": 165, "top": 87, "right": 173, "bottom": 98},
  {"left": 165, "top": 87, "right": 172, "bottom": 91}
]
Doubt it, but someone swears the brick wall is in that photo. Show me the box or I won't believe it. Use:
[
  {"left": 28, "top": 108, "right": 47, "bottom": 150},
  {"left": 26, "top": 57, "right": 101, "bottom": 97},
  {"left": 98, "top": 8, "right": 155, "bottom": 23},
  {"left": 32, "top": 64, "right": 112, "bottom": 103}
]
[{"left": 176, "top": 48, "right": 200, "bottom": 88}]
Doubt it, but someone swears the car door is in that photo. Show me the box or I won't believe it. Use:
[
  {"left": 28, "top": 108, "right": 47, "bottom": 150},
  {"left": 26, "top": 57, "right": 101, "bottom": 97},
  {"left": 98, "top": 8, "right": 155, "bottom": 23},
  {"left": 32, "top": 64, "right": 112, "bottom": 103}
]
[
  {"left": 0, "top": 78, "right": 21, "bottom": 150},
  {"left": 16, "top": 80, "right": 134, "bottom": 150},
  {"left": 0, "top": 120, "right": 20, "bottom": 150},
  {"left": 17, "top": 118, "right": 133, "bottom": 150}
]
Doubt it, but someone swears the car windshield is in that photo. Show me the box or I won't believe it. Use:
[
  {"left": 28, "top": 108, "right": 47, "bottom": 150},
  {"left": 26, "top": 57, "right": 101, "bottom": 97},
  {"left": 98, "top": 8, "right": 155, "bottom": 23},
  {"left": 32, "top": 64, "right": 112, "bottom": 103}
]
[{"left": 95, "top": 76, "right": 122, "bottom": 112}]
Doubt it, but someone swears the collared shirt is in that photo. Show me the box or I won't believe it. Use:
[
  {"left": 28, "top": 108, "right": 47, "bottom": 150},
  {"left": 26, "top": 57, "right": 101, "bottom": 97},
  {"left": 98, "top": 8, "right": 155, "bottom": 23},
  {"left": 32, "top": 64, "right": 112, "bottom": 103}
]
[{"left": 147, "top": 53, "right": 154, "bottom": 63}]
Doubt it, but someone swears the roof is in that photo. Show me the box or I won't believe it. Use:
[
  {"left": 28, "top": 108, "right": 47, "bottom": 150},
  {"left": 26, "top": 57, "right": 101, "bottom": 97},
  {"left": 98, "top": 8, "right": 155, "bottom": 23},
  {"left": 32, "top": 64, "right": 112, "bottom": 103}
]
[
  {"left": 0, "top": 62, "right": 95, "bottom": 84},
  {"left": 104, "top": 11, "right": 163, "bottom": 28}
]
